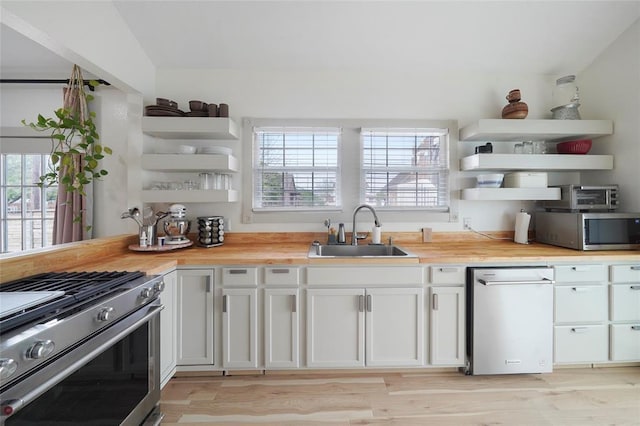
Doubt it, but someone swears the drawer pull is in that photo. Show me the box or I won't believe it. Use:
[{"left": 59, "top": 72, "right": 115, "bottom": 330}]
[
  {"left": 631, "top": 326, "right": 640, "bottom": 331},
  {"left": 271, "top": 269, "right": 290, "bottom": 274},
  {"left": 228, "top": 269, "right": 247, "bottom": 275},
  {"left": 571, "top": 266, "right": 590, "bottom": 272},
  {"left": 630, "top": 285, "right": 640, "bottom": 290},
  {"left": 571, "top": 287, "right": 590, "bottom": 292},
  {"left": 222, "top": 295, "right": 228, "bottom": 313},
  {"left": 438, "top": 267, "right": 458, "bottom": 273},
  {"left": 630, "top": 266, "right": 640, "bottom": 271},
  {"left": 571, "top": 327, "right": 588, "bottom": 333}
]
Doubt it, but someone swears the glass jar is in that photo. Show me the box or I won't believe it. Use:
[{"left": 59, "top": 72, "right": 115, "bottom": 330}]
[{"left": 552, "top": 75, "right": 579, "bottom": 108}]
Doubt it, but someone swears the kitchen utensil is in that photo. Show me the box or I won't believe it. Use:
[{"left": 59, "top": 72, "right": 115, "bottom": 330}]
[
  {"left": 163, "top": 218, "right": 191, "bottom": 243},
  {"left": 129, "top": 207, "right": 143, "bottom": 227},
  {"left": 156, "top": 98, "right": 178, "bottom": 109},
  {"left": 153, "top": 211, "right": 169, "bottom": 225},
  {"left": 556, "top": 139, "right": 592, "bottom": 154}
]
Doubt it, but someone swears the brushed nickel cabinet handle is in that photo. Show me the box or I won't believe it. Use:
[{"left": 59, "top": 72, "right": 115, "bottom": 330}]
[
  {"left": 433, "top": 294, "right": 439, "bottom": 310},
  {"left": 271, "top": 269, "right": 290, "bottom": 274},
  {"left": 358, "top": 295, "right": 364, "bottom": 312},
  {"left": 631, "top": 325, "right": 640, "bottom": 331},
  {"left": 292, "top": 295, "right": 297, "bottom": 313},
  {"left": 222, "top": 295, "right": 227, "bottom": 313},
  {"left": 630, "top": 266, "right": 640, "bottom": 271},
  {"left": 229, "top": 269, "right": 247, "bottom": 275},
  {"left": 630, "top": 285, "right": 640, "bottom": 290},
  {"left": 571, "top": 327, "right": 588, "bottom": 333},
  {"left": 439, "top": 267, "right": 458, "bottom": 273},
  {"left": 366, "top": 294, "right": 372, "bottom": 312}
]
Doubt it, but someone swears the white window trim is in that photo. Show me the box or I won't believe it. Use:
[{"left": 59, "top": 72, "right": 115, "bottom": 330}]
[{"left": 242, "top": 118, "right": 459, "bottom": 225}]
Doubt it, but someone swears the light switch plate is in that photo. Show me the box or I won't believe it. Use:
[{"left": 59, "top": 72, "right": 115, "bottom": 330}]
[{"left": 422, "top": 227, "right": 432, "bottom": 243}]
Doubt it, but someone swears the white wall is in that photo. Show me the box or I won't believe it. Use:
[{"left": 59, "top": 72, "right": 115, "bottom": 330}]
[
  {"left": 579, "top": 19, "right": 640, "bottom": 212},
  {"left": 153, "top": 69, "right": 554, "bottom": 232}
]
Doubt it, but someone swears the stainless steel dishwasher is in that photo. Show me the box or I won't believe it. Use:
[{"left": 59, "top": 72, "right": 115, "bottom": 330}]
[{"left": 465, "top": 266, "right": 555, "bottom": 375}]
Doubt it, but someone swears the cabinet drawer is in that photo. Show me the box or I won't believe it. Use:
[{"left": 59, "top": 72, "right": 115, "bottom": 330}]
[
  {"left": 610, "top": 264, "right": 640, "bottom": 283},
  {"left": 221, "top": 267, "right": 258, "bottom": 286},
  {"left": 610, "top": 324, "right": 640, "bottom": 361},
  {"left": 264, "top": 267, "right": 300, "bottom": 286},
  {"left": 307, "top": 266, "right": 423, "bottom": 286},
  {"left": 554, "top": 325, "right": 608, "bottom": 363},
  {"left": 430, "top": 266, "right": 465, "bottom": 284},
  {"left": 554, "top": 264, "right": 606, "bottom": 283},
  {"left": 554, "top": 285, "right": 607, "bottom": 323},
  {"left": 610, "top": 284, "right": 640, "bottom": 321}
]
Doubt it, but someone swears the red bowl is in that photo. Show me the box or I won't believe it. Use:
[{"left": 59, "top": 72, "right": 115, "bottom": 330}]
[{"left": 556, "top": 139, "right": 592, "bottom": 154}]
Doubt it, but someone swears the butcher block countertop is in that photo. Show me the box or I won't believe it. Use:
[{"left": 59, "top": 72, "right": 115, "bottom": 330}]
[{"left": 1, "top": 232, "right": 639, "bottom": 282}]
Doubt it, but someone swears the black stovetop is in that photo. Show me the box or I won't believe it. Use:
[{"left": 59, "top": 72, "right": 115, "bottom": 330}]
[{"left": 0, "top": 271, "right": 144, "bottom": 333}]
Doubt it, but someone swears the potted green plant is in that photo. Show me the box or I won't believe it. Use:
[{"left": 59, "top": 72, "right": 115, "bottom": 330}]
[{"left": 21, "top": 65, "right": 112, "bottom": 231}]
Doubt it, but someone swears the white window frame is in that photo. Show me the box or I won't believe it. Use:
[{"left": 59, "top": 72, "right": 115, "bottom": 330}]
[
  {"left": 252, "top": 126, "right": 341, "bottom": 212},
  {"left": 243, "top": 118, "right": 458, "bottom": 225},
  {"left": 360, "top": 127, "right": 450, "bottom": 211},
  {"left": 0, "top": 133, "right": 57, "bottom": 253}
]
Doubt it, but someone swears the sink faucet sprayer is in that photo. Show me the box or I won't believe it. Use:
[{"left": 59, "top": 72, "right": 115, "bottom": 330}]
[{"left": 351, "top": 204, "right": 381, "bottom": 245}]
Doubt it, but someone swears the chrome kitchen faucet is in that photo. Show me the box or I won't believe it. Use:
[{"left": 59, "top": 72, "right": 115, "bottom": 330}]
[{"left": 351, "top": 204, "right": 381, "bottom": 245}]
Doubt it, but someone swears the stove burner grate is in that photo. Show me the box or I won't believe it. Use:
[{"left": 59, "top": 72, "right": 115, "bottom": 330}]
[{"left": 0, "top": 271, "right": 144, "bottom": 333}]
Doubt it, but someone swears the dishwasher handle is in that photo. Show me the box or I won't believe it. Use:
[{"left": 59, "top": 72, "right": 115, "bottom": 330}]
[{"left": 478, "top": 277, "right": 555, "bottom": 286}]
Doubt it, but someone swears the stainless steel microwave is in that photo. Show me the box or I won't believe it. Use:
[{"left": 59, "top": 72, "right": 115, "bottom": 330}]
[
  {"left": 536, "top": 211, "right": 640, "bottom": 250},
  {"left": 542, "top": 184, "right": 618, "bottom": 211}
]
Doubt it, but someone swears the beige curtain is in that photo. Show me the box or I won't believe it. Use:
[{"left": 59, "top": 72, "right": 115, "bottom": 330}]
[
  {"left": 52, "top": 155, "right": 85, "bottom": 244},
  {"left": 52, "top": 65, "right": 88, "bottom": 244}
]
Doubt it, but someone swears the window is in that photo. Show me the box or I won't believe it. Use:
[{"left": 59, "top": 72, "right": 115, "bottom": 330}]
[
  {"left": 1, "top": 153, "right": 57, "bottom": 253},
  {"left": 253, "top": 127, "right": 340, "bottom": 211},
  {"left": 361, "top": 128, "right": 449, "bottom": 210}
]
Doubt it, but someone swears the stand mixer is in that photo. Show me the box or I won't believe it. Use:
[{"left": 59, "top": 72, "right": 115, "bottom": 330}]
[{"left": 163, "top": 204, "right": 191, "bottom": 244}]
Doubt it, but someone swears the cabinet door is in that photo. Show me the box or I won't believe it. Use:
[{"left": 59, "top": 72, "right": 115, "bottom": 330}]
[
  {"left": 430, "top": 286, "right": 465, "bottom": 365},
  {"left": 554, "top": 325, "right": 608, "bottom": 363},
  {"left": 554, "top": 285, "right": 607, "bottom": 323},
  {"left": 307, "top": 289, "right": 365, "bottom": 368},
  {"left": 222, "top": 288, "right": 258, "bottom": 369},
  {"left": 610, "top": 324, "right": 640, "bottom": 361},
  {"left": 264, "top": 289, "right": 299, "bottom": 368},
  {"left": 176, "top": 269, "right": 214, "bottom": 365},
  {"left": 160, "top": 270, "right": 177, "bottom": 387},
  {"left": 610, "top": 284, "right": 640, "bottom": 321},
  {"left": 365, "top": 288, "right": 424, "bottom": 367}
]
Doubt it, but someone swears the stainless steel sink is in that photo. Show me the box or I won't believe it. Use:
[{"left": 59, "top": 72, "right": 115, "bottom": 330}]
[{"left": 308, "top": 243, "right": 416, "bottom": 258}]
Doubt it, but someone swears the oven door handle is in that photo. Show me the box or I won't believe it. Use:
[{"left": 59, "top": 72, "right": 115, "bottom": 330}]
[{"left": 2, "top": 303, "right": 163, "bottom": 419}]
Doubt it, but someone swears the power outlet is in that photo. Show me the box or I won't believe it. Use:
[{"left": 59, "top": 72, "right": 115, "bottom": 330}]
[{"left": 463, "top": 217, "right": 472, "bottom": 230}]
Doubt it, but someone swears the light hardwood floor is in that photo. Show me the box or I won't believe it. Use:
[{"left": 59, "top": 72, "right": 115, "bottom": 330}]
[{"left": 160, "top": 367, "right": 640, "bottom": 425}]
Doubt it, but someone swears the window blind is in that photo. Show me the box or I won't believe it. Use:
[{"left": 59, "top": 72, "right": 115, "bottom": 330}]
[
  {"left": 361, "top": 128, "right": 449, "bottom": 210},
  {"left": 253, "top": 127, "right": 341, "bottom": 210}
]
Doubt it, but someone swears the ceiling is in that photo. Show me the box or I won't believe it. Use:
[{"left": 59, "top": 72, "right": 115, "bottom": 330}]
[{"left": 1, "top": 1, "right": 639, "bottom": 79}]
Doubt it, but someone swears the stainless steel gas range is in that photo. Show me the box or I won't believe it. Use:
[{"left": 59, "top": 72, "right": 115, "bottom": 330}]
[{"left": 0, "top": 271, "right": 165, "bottom": 425}]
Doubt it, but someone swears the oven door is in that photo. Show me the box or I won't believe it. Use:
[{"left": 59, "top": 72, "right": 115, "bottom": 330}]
[{"left": 0, "top": 303, "right": 162, "bottom": 426}]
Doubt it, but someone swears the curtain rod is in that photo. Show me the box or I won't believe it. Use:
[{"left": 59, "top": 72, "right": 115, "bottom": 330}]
[{"left": 0, "top": 79, "right": 110, "bottom": 91}]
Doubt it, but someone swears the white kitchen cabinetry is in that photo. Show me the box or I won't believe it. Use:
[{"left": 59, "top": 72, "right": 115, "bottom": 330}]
[
  {"left": 430, "top": 286, "right": 465, "bottom": 365},
  {"left": 264, "top": 267, "right": 301, "bottom": 369},
  {"left": 222, "top": 288, "right": 258, "bottom": 368},
  {"left": 220, "top": 267, "right": 259, "bottom": 369},
  {"left": 553, "top": 264, "right": 608, "bottom": 364},
  {"left": 428, "top": 266, "right": 465, "bottom": 366},
  {"left": 264, "top": 288, "right": 299, "bottom": 368},
  {"left": 176, "top": 268, "right": 215, "bottom": 365},
  {"left": 159, "top": 269, "right": 177, "bottom": 388},
  {"left": 458, "top": 119, "right": 614, "bottom": 201},
  {"left": 307, "top": 288, "right": 364, "bottom": 368},
  {"left": 609, "top": 264, "right": 640, "bottom": 361},
  {"left": 306, "top": 285, "right": 424, "bottom": 368}
]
